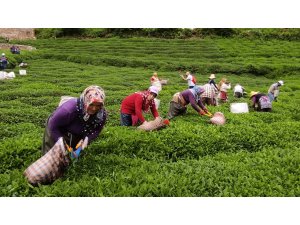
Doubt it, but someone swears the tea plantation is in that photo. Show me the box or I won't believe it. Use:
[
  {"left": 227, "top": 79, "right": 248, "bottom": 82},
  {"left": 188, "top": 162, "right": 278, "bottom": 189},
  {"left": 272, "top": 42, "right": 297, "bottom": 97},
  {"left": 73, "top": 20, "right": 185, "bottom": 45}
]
[{"left": 0, "top": 37, "right": 299, "bottom": 196}]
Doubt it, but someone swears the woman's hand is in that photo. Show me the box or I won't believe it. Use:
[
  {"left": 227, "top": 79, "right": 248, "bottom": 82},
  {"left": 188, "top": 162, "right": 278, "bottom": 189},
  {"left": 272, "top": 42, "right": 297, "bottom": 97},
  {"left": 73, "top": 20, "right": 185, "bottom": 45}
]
[
  {"left": 82, "top": 136, "right": 89, "bottom": 150},
  {"left": 199, "top": 110, "right": 206, "bottom": 116}
]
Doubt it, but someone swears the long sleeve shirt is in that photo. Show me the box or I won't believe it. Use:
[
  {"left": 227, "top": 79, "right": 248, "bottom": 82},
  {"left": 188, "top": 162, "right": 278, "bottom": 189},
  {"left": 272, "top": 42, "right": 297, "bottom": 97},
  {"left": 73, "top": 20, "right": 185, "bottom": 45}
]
[
  {"left": 121, "top": 93, "right": 159, "bottom": 123},
  {"left": 234, "top": 84, "right": 244, "bottom": 93},
  {"left": 202, "top": 83, "right": 215, "bottom": 98},
  {"left": 48, "top": 98, "right": 106, "bottom": 144},
  {"left": 181, "top": 89, "right": 205, "bottom": 112},
  {"left": 268, "top": 83, "right": 279, "bottom": 94},
  {"left": 0, "top": 56, "right": 8, "bottom": 64},
  {"left": 220, "top": 83, "right": 231, "bottom": 92},
  {"left": 251, "top": 93, "right": 265, "bottom": 107},
  {"left": 208, "top": 79, "right": 219, "bottom": 90},
  {"left": 186, "top": 74, "right": 196, "bottom": 87}
]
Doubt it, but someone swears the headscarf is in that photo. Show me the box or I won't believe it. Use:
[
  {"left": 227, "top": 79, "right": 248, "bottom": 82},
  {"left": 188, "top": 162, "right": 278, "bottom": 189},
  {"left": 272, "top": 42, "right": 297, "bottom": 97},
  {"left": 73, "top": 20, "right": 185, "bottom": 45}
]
[
  {"left": 189, "top": 85, "right": 205, "bottom": 102},
  {"left": 80, "top": 85, "right": 105, "bottom": 120},
  {"left": 218, "top": 78, "right": 227, "bottom": 90},
  {"left": 76, "top": 85, "right": 106, "bottom": 136},
  {"left": 136, "top": 90, "right": 154, "bottom": 113}
]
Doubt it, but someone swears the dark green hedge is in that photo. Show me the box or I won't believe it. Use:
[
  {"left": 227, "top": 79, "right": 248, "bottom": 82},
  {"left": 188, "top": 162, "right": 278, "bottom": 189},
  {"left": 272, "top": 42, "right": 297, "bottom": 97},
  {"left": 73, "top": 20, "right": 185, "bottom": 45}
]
[{"left": 34, "top": 28, "right": 300, "bottom": 40}]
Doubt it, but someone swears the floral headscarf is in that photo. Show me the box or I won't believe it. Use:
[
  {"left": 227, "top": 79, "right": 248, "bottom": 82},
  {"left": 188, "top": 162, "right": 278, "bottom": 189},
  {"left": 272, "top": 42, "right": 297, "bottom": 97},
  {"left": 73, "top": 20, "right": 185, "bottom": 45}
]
[
  {"left": 136, "top": 90, "right": 154, "bottom": 113},
  {"left": 80, "top": 85, "right": 105, "bottom": 120},
  {"left": 76, "top": 85, "right": 106, "bottom": 136}
]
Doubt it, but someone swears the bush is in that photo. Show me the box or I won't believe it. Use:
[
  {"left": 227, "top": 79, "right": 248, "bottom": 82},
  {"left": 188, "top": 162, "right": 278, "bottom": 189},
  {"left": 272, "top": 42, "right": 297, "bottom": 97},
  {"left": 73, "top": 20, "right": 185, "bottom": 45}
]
[
  {"left": 245, "top": 64, "right": 273, "bottom": 76},
  {"left": 0, "top": 36, "right": 7, "bottom": 43},
  {"left": 237, "top": 28, "right": 300, "bottom": 41},
  {"left": 34, "top": 28, "right": 300, "bottom": 41},
  {"left": 200, "top": 28, "right": 236, "bottom": 37},
  {"left": 81, "top": 29, "right": 106, "bottom": 38},
  {"left": 178, "top": 29, "right": 194, "bottom": 39},
  {"left": 35, "top": 28, "right": 63, "bottom": 38}
]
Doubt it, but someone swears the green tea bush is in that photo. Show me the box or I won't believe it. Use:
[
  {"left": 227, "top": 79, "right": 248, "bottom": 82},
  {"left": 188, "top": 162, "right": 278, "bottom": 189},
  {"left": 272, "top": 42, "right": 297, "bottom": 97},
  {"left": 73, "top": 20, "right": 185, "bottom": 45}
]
[
  {"left": 33, "top": 28, "right": 300, "bottom": 40},
  {"left": 0, "top": 37, "right": 299, "bottom": 196}
]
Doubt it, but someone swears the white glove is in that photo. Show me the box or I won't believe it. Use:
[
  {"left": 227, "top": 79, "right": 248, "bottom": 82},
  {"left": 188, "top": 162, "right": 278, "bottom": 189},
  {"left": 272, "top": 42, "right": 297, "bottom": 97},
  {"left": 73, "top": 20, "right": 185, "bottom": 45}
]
[{"left": 82, "top": 136, "right": 89, "bottom": 150}]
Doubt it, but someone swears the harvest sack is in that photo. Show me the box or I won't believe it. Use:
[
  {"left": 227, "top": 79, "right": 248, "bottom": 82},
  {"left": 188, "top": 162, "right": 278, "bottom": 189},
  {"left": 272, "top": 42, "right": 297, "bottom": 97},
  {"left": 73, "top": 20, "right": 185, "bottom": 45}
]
[
  {"left": 192, "top": 76, "right": 197, "bottom": 84},
  {"left": 160, "top": 79, "right": 168, "bottom": 85},
  {"left": 24, "top": 137, "right": 71, "bottom": 186},
  {"left": 19, "top": 62, "right": 28, "bottom": 68},
  {"left": 137, "top": 117, "right": 167, "bottom": 131},
  {"left": 210, "top": 112, "right": 226, "bottom": 125},
  {"left": 19, "top": 69, "right": 27, "bottom": 75},
  {"left": 0, "top": 71, "right": 15, "bottom": 80},
  {"left": 59, "top": 96, "right": 76, "bottom": 107},
  {"left": 154, "top": 98, "right": 160, "bottom": 109},
  {"left": 259, "top": 96, "right": 272, "bottom": 109},
  {"left": 7, "top": 72, "right": 15, "bottom": 79},
  {"left": 230, "top": 103, "right": 249, "bottom": 113},
  {"left": 151, "top": 81, "right": 162, "bottom": 92},
  {"left": 0, "top": 71, "right": 6, "bottom": 80}
]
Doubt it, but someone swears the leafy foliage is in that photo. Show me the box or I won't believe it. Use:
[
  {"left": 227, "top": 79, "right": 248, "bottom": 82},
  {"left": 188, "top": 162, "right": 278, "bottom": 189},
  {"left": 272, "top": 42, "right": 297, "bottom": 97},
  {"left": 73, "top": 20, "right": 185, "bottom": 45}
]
[
  {"left": 0, "top": 36, "right": 299, "bottom": 196},
  {"left": 34, "top": 28, "right": 300, "bottom": 40}
]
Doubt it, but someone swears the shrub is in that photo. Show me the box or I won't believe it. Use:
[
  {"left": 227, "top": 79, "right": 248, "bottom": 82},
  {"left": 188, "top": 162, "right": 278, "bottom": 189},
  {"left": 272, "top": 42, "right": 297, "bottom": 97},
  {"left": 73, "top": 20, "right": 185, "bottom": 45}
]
[
  {"left": 35, "top": 28, "right": 63, "bottom": 38},
  {"left": 200, "top": 28, "right": 236, "bottom": 37}
]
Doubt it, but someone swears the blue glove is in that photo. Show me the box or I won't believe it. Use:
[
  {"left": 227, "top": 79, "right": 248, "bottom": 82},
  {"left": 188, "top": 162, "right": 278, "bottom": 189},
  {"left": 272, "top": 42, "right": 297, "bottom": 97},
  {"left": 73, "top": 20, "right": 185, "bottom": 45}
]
[{"left": 70, "top": 147, "right": 82, "bottom": 159}]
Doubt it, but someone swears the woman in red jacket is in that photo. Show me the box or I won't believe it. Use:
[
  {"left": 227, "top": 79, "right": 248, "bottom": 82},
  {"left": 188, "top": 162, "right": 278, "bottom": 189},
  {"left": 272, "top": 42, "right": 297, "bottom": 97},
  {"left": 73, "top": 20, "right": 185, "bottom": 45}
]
[{"left": 120, "top": 86, "right": 159, "bottom": 126}]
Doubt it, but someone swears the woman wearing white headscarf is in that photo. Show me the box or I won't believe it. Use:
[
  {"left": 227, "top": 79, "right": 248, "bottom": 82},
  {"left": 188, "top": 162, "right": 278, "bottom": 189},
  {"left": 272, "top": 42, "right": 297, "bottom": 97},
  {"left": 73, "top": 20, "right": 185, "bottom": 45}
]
[
  {"left": 268, "top": 80, "right": 284, "bottom": 102},
  {"left": 150, "top": 72, "right": 162, "bottom": 91},
  {"left": 120, "top": 86, "right": 160, "bottom": 126}
]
